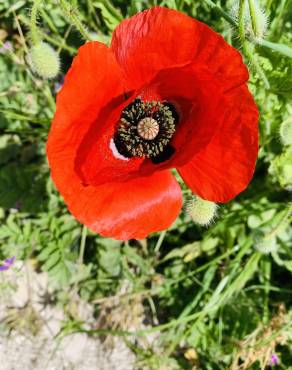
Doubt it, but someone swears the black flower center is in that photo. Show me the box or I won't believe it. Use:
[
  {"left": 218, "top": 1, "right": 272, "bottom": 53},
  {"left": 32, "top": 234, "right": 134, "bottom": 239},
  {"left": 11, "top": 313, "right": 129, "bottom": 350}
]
[{"left": 114, "top": 98, "right": 179, "bottom": 163}]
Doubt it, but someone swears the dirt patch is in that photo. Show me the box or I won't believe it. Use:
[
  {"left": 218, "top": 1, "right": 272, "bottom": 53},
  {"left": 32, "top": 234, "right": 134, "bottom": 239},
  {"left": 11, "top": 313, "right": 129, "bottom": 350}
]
[{"left": 0, "top": 261, "right": 136, "bottom": 370}]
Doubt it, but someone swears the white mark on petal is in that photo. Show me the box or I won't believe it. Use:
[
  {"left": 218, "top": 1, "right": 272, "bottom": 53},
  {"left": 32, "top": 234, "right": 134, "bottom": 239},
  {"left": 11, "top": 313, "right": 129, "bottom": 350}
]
[{"left": 110, "top": 138, "right": 129, "bottom": 161}]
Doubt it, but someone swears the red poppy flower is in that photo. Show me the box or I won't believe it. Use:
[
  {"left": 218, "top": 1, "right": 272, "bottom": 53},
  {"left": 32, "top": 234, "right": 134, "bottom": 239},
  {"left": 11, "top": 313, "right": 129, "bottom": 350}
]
[{"left": 47, "top": 6, "right": 258, "bottom": 240}]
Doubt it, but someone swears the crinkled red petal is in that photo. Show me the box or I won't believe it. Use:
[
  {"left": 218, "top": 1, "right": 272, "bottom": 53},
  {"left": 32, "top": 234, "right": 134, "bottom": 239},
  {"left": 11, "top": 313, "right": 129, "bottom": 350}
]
[
  {"left": 76, "top": 63, "right": 226, "bottom": 185},
  {"left": 47, "top": 42, "right": 145, "bottom": 186},
  {"left": 53, "top": 156, "right": 182, "bottom": 239},
  {"left": 70, "top": 171, "right": 182, "bottom": 240},
  {"left": 178, "top": 85, "right": 259, "bottom": 202},
  {"left": 137, "top": 64, "right": 226, "bottom": 174},
  {"left": 111, "top": 6, "right": 248, "bottom": 91},
  {"left": 74, "top": 93, "right": 147, "bottom": 186},
  {"left": 47, "top": 8, "right": 259, "bottom": 239},
  {"left": 47, "top": 42, "right": 182, "bottom": 239}
]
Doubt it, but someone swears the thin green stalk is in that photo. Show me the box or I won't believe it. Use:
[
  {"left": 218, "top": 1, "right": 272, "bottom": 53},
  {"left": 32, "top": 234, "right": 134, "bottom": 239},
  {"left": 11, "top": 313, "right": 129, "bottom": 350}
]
[
  {"left": 245, "top": 285, "right": 292, "bottom": 293},
  {"left": 44, "top": 85, "right": 56, "bottom": 112},
  {"left": 81, "top": 242, "right": 258, "bottom": 338},
  {"left": 92, "top": 246, "right": 238, "bottom": 307},
  {"left": 57, "top": 25, "right": 73, "bottom": 54},
  {"left": 42, "top": 31, "right": 77, "bottom": 54},
  {"left": 78, "top": 225, "right": 87, "bottom": 267},
  {"left": 262, "top": 258, "right": 271, "bottom": 324},
  {"left": 203, "top": 0, "right": 292, "bottom": 59},
  {"left": 164, "top": 264, "right": 217, "bottom": 356},
  {"left": 238, "top": 0, "right": 246, "bottom": 40},
  {"left": 238, "top": 0, "right": 270, "bottom": 88},
  {"left": 154, "top": 230, "right": 167, "bottom": 253},
  {"left": 73, "top": 226, "right": 87, "bottom": 296},
  {"left": 138, "top": 251, "right": 260, "bottom": 336},
  {"left": 40, "top": 8, "right": 59, "bottom": 34},
  {"left": 248, "top": 0, "right": 260, "bottom": 37},
  {"left": 30, "top": 0, "right": 42, "bottom": 45},
  {"left": 0, "top": 109, "right": 50, "bottom": 125},
  {"left": 59, "top": 0, "right": 92, "bottom": 41},
  {"left": 20, "top": 13, "right": 77, "bottom": 54}
]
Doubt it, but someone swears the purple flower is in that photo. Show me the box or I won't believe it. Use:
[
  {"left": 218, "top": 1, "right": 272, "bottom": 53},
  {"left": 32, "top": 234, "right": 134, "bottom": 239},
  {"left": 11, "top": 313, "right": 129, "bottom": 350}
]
[
  {"left": 0, "top": 256, "right": 16, "bottom": 271},
  {"left": 0, "top": 41, "right": 12, "bottom": 54},
  {"left": 270, "top": 353, "right": 279, "bottom": 366}
]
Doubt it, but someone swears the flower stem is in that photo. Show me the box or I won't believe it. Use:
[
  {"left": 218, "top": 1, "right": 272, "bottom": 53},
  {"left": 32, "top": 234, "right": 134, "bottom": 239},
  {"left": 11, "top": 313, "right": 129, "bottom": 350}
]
[
  {"left": 78, "top": 225, "right": 87, "bottom": 267},
  {"left": 154, "top": 230, "right": 167, "bottom": 253},
  {"left": 248, "top": 0, "right": 260, "bottom": 37},
  {"left": 203, "top": 0, "right": 292, "bottom": 60},
  {"left": 73, "top": 225, "right": 88, "bottom": 297},
  {"left": 238, "top": 0, "right": 270, "bottom": 89},
  {"left": 238, "top": 0, "right": 246, "bottom": 40},
  {"left": 59, "top": 0, "right": 92, "bottom": 41},
  {"left": 30, "top": 0, "right": 42, "bottom": 45}
]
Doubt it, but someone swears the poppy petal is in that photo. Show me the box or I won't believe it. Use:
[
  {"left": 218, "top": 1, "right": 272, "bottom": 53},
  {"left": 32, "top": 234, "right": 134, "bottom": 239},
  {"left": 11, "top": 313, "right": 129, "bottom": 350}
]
[
  {"left": 75, "top": 63, "right": 225, "bottom": 186},
  {"left": 74, "top": 170, "right": 182, "bottom": 240},
  {"left": 47, "top": 43, "right": 183, "bottom": 239},
  {"left": 47, "top": 41, "right": 146, "bottom": 187},
  {"left": 47, "top": 41, "right": 124, "bottom": 175},
  {"left": 73, "top": 94, "right": 146, "bottom": 186},
  {"left": 52, "top": 41, "right": 125, "bottom": 134},
  {"left": 111, "top": 6, "right": 248, "bottom": 92},
  {"left": 53, "top": 162, "right": 182, "bottom": 240},
  {"left": 137, "top": 63, "right": 226, "bottom": 170},
  {"left": 178, "top": 85, "right": 259, "bottom": 202}
]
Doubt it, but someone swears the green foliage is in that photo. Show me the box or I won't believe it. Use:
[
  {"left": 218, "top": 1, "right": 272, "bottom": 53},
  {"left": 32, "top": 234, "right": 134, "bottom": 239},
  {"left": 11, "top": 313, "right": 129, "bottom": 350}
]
[{"left": 0, "top": 0, "right": 292, "bottom": 369}]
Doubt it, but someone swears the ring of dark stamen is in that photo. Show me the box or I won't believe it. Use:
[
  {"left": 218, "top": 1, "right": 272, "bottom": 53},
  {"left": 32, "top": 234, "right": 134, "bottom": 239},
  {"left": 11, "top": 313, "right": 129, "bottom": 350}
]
[
  {"left": 114, "top": 98, "right": 179, "bottom": 163},
  {"left": 151, "top": 145, "right": 176, "bottom": 164},
  {"left": 162, "top": 102, "right": 179, "bottom": 125}
]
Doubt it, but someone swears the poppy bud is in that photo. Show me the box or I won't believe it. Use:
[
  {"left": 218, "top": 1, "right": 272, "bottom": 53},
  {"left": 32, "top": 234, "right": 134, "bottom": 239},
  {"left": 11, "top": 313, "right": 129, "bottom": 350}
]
[
  {"left": 30, "top": 42, "right": 60, "bottom": 79},
  {"left": 230, "top": 0, "right": 268, "bottom": 40},
  {"left": 186, "top": 196, "right": 218, "bottom": 226},
  {"left": 279, "top": 118, "right": 292, "bottom": 146}
]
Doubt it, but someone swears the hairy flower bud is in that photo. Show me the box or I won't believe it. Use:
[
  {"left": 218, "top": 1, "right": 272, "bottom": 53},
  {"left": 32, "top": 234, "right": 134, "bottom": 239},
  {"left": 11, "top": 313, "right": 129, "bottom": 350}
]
[
  {"left": 279, "top": 118, "right": 292, "bottom": 146},
  {"left": 186, "top": 196, "right": 218, "bottom": 226},
  {"left": 30, "top": 42, "right": 60, "bottom": 79}
]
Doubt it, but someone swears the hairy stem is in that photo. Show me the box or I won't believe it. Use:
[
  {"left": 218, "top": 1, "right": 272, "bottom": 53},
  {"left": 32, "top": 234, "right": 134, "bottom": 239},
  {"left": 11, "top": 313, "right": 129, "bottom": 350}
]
[
  {"left": 248, "top": 0, "right": 260, "bottom": 37},
  {"left": 238, "top": 0, "right": 270, "bottom": 88},
  {"left": 30, "top": 0, "right": 42, "bottom": 45},
  {"left": 203, "top": 0, "right": 292, "bottom": 59},
  {"left": 59, "top": 0, "right": 92, "bottom": 41}
]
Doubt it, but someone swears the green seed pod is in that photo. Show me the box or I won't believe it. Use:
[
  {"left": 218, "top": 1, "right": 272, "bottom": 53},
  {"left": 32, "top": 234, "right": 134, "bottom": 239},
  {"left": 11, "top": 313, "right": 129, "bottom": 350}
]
[
  {"left": 30, "top": 42, "right": 60, "bottom": 79},
  {"left": 186, "top": 196, "right": 218, "bottom": 226},
  {"left": 279, "top": 118, "right": 292, "bottom": 146}
]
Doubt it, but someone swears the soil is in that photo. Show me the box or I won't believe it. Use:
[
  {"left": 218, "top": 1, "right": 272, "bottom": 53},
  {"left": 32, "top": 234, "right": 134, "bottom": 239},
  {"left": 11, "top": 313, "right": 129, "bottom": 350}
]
[{"left": 0, "top": 261, "right": 136, "bottom": 370}]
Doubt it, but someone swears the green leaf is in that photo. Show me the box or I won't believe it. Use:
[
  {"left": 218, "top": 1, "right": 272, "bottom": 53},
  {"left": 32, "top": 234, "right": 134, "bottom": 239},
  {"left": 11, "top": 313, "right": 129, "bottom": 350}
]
[{"left": 256, "top": 38, "right": 292, "bottom": 58}]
